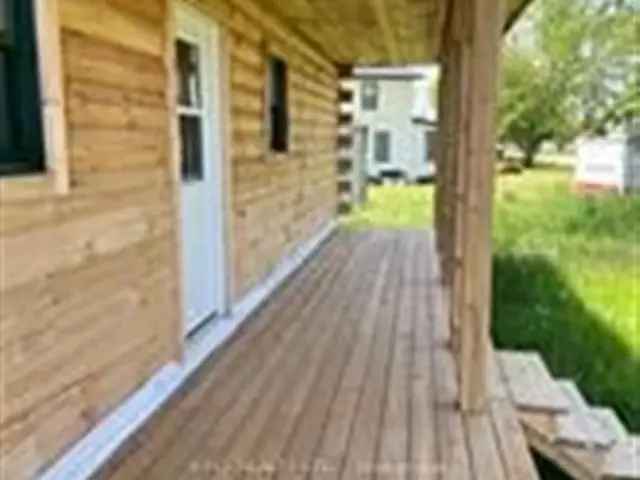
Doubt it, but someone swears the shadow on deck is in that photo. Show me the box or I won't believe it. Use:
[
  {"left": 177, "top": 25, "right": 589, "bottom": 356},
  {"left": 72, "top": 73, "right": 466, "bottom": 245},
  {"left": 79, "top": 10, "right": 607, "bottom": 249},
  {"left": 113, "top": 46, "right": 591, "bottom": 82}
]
[{"left": 95, "top": 230, "right": 537, "bottom": 480}]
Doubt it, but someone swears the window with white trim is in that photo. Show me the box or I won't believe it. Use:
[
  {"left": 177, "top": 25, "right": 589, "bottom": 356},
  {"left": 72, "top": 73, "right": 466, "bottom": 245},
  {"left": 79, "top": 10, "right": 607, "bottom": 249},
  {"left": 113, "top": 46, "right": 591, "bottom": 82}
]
[
  {"left": 374, "top": 131, "right": 391, "bottom": 164},
  {"left": 361, "top": 80, "right": 379, "bottom": 111}
]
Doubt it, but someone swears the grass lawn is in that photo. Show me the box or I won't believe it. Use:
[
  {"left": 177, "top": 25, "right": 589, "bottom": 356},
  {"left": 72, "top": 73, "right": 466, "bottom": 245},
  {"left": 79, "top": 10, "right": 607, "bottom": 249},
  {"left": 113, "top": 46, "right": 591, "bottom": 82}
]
[{"left": 343, "top": 166, "right": 640, "bottom": 433}]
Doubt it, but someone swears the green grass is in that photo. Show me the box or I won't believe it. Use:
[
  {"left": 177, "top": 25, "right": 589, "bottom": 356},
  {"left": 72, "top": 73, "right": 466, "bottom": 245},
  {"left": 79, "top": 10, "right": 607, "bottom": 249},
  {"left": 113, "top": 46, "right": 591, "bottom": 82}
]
[
  {"left": 342, "top": 184, "right": 435, "bottom": 230},
  {"left": 343, "top": 167, "right": 640, "bottom": 433},
  {"left": 492, "top": 166, "right": 640, "bottom": 431}
]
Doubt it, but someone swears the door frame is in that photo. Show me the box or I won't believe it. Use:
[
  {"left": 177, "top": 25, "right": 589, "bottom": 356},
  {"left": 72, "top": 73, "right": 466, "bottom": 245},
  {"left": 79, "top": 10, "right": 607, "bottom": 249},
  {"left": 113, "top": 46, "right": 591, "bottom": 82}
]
[{"left": 168, "top": 1, "right": 233, "bottom": 356}]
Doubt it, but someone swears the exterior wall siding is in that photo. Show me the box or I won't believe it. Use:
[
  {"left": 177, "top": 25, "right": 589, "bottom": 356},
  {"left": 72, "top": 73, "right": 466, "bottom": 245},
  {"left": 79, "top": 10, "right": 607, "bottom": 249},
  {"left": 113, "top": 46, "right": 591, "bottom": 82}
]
[
  {"left": 225, "top": 2, "right": 339, "bottom": 297},
  {"left": 0, "top": 0, "right": 338, "bottom": 477}
]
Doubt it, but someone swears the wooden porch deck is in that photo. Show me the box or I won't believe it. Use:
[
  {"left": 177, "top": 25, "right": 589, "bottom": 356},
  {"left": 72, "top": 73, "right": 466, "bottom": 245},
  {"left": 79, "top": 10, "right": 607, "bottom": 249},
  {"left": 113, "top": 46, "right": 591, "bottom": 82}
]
[{"left": 96, "top": 230, "right": 538, "bottom": 480}]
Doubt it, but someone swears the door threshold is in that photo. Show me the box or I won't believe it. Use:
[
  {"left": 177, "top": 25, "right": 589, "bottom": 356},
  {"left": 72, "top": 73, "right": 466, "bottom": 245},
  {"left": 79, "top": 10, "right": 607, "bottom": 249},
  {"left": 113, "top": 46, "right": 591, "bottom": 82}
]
[{"left": 186, "top": 312, "right": 221, "bottom": 341}]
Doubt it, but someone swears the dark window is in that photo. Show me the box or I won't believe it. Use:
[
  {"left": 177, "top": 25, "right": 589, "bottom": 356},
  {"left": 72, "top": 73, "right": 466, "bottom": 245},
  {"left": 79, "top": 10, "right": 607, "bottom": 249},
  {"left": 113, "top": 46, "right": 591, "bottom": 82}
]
[
  {"left": 0, "top": 0, "right": 45, "bottom": 176},
  {"left": 0, "top": 1, "right": 12, "bottom": 45},
  {"left": 427, "top": 130, "right": 439, "bottom": 163},
  {"left": 176, "top": 39, "right": 201, "bottom": 109},
  {"left": 361, "top": 126, "right": 369, "bottom": 156},
  {"left": 179, "top": 116, "right": 204, "bottom": 181},
  {"left": 361, "top": 80, "right": 379, "bottom": 111},
  {"left": 176, "top": 39, "right": 204, "bottom": 182},
  {"left": 267, "top": 56, "right": 289, "bottom": 152},
  {"left": 374, "top": 131, "right": 391, "bottom": 163}
]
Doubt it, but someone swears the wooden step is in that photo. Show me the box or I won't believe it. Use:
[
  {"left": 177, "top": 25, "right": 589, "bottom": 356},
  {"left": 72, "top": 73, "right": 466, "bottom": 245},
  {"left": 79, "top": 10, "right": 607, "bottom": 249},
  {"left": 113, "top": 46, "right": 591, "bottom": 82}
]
[
  {"left": 499, "top": 351, "right": 639, "bottom": 479},
  {"left": 554, "top": 381, "right": 617, "bottom": 449},
  {"left": 601, "top": 436, "right": 640, "bottom": 479},
  {"left": 591, "top": 408, "right": 628, "bottom": 442},
  {"left": 498, "top": 351, "right": 571, "bottom": 413}
]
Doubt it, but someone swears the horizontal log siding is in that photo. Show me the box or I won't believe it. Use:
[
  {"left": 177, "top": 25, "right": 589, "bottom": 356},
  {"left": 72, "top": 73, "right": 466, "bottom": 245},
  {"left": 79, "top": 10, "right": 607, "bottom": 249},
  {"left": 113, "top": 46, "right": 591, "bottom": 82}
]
[
  {"left": 0, "top": 0, "right": 338, "bottom": 477},
  {"left": 222, "top": 0, "right": 339, "bottom": 296},
  {"left": 0, "top": 2, "right": 176, "bottom": 478}
]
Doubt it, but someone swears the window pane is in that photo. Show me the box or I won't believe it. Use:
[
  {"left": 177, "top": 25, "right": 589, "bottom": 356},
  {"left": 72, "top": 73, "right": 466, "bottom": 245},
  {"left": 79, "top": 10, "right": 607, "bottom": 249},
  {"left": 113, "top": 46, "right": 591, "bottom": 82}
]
[
  {"left": 361, "top": 126, "right": 369, "bottom": 155},
  {"left": 427, "top": 131, "right": 438, "bottom": 163},
  {"left": 0, "top": 0, "right": 44, "bottom": 175},
  {"left": 268, "top": 56, "right": 288, "bottom": 152},
  {"left": 0, "top": 52, "right": 10, "bottom": 150},
  {"left": 375, "top": 131, "right": 390, "bottom": 163},
  {"left": 176, "top": 39, "right": 201, "bottom": 108},
  {"left": 180, "top": 115, "right": 204, "bottom": 182},
  {"left": 361, "top": 80, "right": 378, "bottom": 111},
  {"left": 0, "top": 0, "right": 12, "bottom": 46}
]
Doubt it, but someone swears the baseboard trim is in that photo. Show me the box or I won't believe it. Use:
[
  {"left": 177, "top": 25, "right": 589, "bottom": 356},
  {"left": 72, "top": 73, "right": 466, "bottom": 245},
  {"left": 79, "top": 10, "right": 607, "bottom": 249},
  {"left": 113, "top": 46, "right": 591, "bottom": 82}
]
[{"left": 40, "top": 220, "right": 338, "bottom": 480}]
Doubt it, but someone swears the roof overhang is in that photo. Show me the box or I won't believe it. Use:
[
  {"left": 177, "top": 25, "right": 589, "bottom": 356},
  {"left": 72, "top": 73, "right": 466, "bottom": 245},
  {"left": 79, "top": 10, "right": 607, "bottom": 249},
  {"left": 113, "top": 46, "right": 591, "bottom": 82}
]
[
  {"left": 253, "top": 0, "right": 533, "bottom": 66},
  {"left": 504, "top": 0, "right": 535, "bottom": 33}
]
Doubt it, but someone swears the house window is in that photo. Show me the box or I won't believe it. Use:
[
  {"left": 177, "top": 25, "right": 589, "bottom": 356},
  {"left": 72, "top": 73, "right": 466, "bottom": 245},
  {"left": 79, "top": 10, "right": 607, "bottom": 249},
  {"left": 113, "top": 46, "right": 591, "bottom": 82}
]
[
  {"left": 427, "top": 130, "right": 439, "bottom": 163},
  {"left": 267, "top": 56, "right": 289, "bottom": 152},
  {"left": 0, "top": 0, "right": 45, "bottom": 176},
  {"left": 176, "top": 39, "right": 205, "bottom": 182},
  {"left": 361, "top": 126, "right": 369, "bottom": 156},
  {"left": 374, "top": 131, "right": 391, "bottom": 163},
  {"left": 361, "top": 80, "right": 379, "bottom": 111}
]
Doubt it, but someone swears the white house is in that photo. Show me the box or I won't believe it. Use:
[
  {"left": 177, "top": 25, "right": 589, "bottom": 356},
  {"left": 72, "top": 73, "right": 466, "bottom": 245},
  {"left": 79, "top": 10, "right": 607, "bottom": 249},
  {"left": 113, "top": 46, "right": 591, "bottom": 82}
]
[{"left": 352, "top": 66, "right": 438, "bottom": 183}]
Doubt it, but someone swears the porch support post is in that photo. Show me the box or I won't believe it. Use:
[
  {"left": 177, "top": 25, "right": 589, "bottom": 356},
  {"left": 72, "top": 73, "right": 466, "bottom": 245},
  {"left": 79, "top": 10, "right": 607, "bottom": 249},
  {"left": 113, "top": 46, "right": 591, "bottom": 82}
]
[
  {"left": 436, "top": 0, "right": 470, "bottom": 361},
  {"left": 434, "top": 27, "right": 456, "bottom": 289},
  {"left": 438, "top": 0, "right": 505, "bottom": 412}
]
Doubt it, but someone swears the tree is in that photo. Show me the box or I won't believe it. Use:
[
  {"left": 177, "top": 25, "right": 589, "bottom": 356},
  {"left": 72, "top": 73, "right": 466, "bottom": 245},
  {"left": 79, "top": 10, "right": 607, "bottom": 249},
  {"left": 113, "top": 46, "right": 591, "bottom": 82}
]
[
  {"left": 499, "top": 49, "right": 576, "bottom": 167},
  {"left": 498, "top": 0, "right": 639, "bottom": 166}
]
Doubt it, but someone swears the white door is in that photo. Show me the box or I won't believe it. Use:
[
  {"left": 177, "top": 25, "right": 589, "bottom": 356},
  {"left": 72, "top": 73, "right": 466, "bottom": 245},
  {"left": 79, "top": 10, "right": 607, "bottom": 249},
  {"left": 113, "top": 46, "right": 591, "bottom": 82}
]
[{"left": 176, "top": 7, "right": 224, "bottom": 335}]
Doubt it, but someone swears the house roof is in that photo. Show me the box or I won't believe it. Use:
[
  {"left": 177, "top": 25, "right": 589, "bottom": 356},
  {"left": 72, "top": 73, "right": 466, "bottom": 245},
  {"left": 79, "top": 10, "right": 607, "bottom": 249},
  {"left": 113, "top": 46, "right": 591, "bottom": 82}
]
[{"left": 253, "top": 0, "right": 532, "bottom": 65}]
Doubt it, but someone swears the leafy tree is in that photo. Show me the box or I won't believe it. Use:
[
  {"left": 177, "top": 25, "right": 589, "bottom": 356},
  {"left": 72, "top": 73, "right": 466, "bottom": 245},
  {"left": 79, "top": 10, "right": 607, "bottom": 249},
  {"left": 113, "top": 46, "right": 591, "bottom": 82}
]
[
  {"left": 498, "top": 0, "right": 639, "bottom": 166},
  {"left": 499, "top": 48, "right": 576, "bottom": 167}
]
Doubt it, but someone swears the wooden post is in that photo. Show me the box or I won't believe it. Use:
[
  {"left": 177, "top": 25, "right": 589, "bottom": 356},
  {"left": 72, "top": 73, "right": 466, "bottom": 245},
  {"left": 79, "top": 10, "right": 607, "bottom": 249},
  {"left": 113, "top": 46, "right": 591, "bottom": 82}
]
[
  {"left": 438, "top": 0, "right": 505, "bottom": 412},
  {"left": 434, "top": 49, "right": 450, "bottom": 282},
  {"left": 459, "top": 0, "right": 504, "bottom": 412},
  {"left": 436, "top": 0, "right": 467, "bottom": 353}
]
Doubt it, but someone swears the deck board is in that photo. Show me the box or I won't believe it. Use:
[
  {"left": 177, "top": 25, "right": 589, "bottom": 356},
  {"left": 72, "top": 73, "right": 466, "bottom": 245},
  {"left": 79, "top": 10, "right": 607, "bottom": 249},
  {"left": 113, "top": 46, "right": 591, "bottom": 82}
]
[{"left": 97, "top": 230, "right": 538, "bottom": 480}]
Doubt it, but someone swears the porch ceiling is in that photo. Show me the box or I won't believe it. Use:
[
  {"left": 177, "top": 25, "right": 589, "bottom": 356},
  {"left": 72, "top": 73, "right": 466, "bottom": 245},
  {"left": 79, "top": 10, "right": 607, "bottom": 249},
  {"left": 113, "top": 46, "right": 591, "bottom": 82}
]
[{"left": 253, "top": 0, "right": 531, "bottom": 65}]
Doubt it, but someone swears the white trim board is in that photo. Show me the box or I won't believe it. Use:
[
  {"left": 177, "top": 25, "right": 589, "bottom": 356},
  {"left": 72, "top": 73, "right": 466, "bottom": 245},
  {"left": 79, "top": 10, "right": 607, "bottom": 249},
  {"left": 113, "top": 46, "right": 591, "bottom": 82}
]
[{"left": 39, "top": 220, "right": 338, "bottom": 480}]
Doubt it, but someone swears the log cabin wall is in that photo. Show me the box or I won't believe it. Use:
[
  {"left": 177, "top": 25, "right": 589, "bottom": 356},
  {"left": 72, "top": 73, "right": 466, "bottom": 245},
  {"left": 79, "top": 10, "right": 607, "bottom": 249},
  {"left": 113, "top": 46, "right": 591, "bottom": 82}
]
[
  {"left": 0, "top": 2, "right": 177, "bottom": 478},
  {"left": 217, "top": 0, "right": 339, "bottom": 298},
  {"left": 0, "top": 0, "right": 338, "bottom": 477}
]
